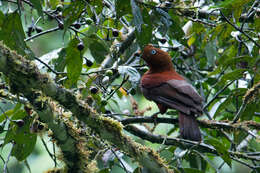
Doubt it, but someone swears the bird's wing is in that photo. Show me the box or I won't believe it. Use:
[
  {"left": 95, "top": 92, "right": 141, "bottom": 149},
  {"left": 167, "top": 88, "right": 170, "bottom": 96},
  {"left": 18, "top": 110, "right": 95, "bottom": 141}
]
[{"left": 141, "top": 79, "right": 203, "bottom": 115}]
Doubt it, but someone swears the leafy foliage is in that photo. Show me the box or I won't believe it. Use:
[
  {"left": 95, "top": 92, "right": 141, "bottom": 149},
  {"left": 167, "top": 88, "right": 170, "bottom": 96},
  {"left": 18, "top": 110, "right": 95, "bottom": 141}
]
[{"left": 0, "top": 0, "right": 259, "bottom": 173}]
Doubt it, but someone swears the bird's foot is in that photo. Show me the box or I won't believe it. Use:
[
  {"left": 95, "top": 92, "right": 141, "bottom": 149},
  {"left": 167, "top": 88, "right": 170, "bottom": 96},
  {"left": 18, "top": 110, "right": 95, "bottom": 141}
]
[{"left": 151, "top": 112, "right": 160, "bottom": 132}]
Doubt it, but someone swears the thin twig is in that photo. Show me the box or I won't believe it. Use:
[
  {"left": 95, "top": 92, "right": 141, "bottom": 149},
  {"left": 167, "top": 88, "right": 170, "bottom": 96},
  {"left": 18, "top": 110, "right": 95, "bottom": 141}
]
[
  {"left": 232, "top": 100, "right": 247, "bottom": 123},
  {"left": 3, "top": 143, "right": 13, "bottom": 173},
  {"left": 203, "top": 80, "right": 235, "bottom": 110},
  {"left": 24, "top": 27, "right": 60, "bottom": 42},
  {"left": 41, "top": 137, "right": 57, "bottom": 167},
  {"left": 110, "top": 149, "right": 129, "bottom": 173},
  {"left": 34, "top": 56, "right": 65, "bottom": 75},
  {"left": 219, "top": 10, "right": 260, "bottom": 48},
  {"left": 0, "top": 154, "right": 9, "bottom": 173},
  {"left": 106, "top": 75, "right": 129, "bottom": 101}
]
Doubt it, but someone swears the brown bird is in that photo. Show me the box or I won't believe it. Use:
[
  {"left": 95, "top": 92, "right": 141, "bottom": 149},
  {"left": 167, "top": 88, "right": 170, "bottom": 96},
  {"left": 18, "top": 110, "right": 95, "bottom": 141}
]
[{"left": 140, "top": 45, "right": 203, "bottom": 141}]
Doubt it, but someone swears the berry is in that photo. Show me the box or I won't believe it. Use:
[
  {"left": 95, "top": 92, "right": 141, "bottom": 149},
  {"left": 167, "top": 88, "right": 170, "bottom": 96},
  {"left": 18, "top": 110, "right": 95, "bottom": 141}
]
[
  {"left": 74, "top": 22, "right": 81, "bottom": 29},
  {"left": 85, "top": 58, "right": 93, "bottom": 67},
  {"left": 77, "top": 42, "right": 85, "bottom": 51},
  {"left": 58, "top": 21, "right": 64, "bottom": 30},
  {"left": 90, "top": 86, "right": 99, "bottom": 94},
  {"left": 85, "top": 18, "right": 93, "bottom": 25},
  {"left": 35, "top": 26, "right": 43, "bottom": 33},
  {"left": 105, "top": 70, "right": 113, "bottom": 76},
  {"left": 56, "top": 4, "right": 63, "bottom": 12},
  {"left": 38, "top": 123, "right": 44, "bottom": 130},
  {"left": 112, "top": 29, "right": 119, "bottom": 37},
  {"left": 27, "top": 26, "right": 35, "bottom": 36},
  {"left": 159, "top": 38, "right": 167, "bottom": 44},
  {"left": 130, "top": 88, "right": 136, "bottom": 95},
  {"left": 134, "top": 52, "right": 141, "bottom": 57},
  {"left": 14, "top": 120, "right": 25, "bottom": 127},
  {"left": 105, "top": 110, "right": 111, "bottom": 114},
  {"left": 101, "top": 99, "right": 107, "bottom": 106}
]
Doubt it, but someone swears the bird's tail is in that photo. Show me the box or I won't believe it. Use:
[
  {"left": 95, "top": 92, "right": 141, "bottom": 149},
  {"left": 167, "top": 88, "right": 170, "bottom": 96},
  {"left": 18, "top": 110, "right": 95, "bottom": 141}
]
[{"left": 178, "top": 112, "right": 201, "bottom": 141}]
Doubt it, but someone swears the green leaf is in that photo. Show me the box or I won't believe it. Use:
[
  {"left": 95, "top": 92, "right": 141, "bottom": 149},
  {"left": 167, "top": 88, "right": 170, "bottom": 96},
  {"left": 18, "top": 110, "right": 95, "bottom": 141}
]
[
  {"left": 196, "top": 152, "right": 220, "bottom": 173},
  {"left": 115, "top": 0, "right": 131, "bottom": 17},
  {"left": 0, "top": 12, "right": 34, "bottom": 59},
  {"left": 65, "top": 38, "right": 83, "bottom": 88},
  {"left": 131, "top": 0, "right": 143, "bottom": 32},
  {"left": 168, "top": 12, "right": 185, "bottom": 41},
  {"left": 135, "top": 24, "right": 152, "bottom": 48},
  {"left": 87, "top": 35, "right": 109, "bottom": 64},
  {"left": 0, "top": 11, "right": 5, "bottom": 26},
  {"left": 205, "top": 41, "right": 217, "bottom": 66},
  {"left": 98, "top": 168, "right": 110, "bottom": 173},
  {"left": 11, "top": 134, "right": 37, "bottom": 161},
  {"left": 63, "top": 1, "right": 85, "bottom": 30},
  {"left": 219, "top": 69, "right": 246, "bottom": 85},
  {"left": 183, "top": 168, "right": 204, "bottom": 173},
  {"left": 0, "top": 103, "right": 22, "bottom": 123},
  {"left": 204, "top": 138, "right": 232, "bottom": 167},
  {"left": 29, "top": 0, "right": 44, "bottom": 17},
  {"left": 118, "top": 66, "right": 140, "bottom": 88},
  {"left": 53, "top": 48, "right": 66, "bottom": 72},
  {"left": 5, "top": 116, "right": 37, "bottom": 161}
]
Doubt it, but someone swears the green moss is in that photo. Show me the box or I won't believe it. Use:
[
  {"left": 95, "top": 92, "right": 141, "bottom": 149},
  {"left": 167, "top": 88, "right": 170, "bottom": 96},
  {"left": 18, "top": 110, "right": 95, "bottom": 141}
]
[{"left": 100, "top": 116, "right": 123, "bottom": 132}]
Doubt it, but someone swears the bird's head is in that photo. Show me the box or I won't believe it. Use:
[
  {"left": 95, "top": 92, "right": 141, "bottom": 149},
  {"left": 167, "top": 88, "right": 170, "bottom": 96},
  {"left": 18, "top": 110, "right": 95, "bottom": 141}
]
[{"left": 141, "top": 45, "right": 173, "bottom": 72}]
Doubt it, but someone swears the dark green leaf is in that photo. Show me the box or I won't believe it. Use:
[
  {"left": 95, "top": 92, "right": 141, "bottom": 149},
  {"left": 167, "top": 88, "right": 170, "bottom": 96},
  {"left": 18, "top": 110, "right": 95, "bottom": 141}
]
[
  {"left": 54, "top": 48, "right": 66, "bottom": 72},
  {"left": 11, "top": 133, "right": 37, "bottom": 161},
  {"left": 29, "top": 0, "right": 44, "bottom": 17},
  {"left": 87, "top": 35, "right": 109, "bottom": 64},
  {"left": 63, "top": 1, "right": 85, "bottom": 30},
  {"left": 5, "top": 116, "right": 37, "bottom": 161},
  {"left": 204, "top": 138, "right": 232, "bottom": 167},
  {"left": 115, "top": 0, "right": 131, "bottom": 17},
  {"left": 168, "top": 13, "right": 185, "bottom": 41},
  {"left": 0, "top": 11, "right": 5, "bottom": 26},
  {"left": 183, "top": 168, "right": 204, "bottom": 173},
  {"left": 65, "top": 38, "right": 83, "bottom": 88},
  {"left": 219, "top": 69, "right": 246, "bottom": 85},
  {"left": 0, "top": 12, "right": 34, "bottom": 59},
  {"left": 98, "top": 168, "right": 110, "bottom": 173},
  {"left": 135, "top": 24, "right": 152, "bottom": 48}
]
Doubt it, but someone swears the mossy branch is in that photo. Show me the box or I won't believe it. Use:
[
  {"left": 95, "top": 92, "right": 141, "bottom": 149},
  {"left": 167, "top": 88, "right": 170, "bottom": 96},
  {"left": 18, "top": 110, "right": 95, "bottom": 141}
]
[{"left": 0, "top": 42, "right": 173, "bottom": 173}]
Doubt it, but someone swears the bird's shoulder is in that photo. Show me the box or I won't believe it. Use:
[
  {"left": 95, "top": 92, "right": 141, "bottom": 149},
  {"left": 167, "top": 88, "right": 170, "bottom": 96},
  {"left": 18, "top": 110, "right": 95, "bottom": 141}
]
[{"left": 141, "top": 70, "right": 184, "bottom": 88}]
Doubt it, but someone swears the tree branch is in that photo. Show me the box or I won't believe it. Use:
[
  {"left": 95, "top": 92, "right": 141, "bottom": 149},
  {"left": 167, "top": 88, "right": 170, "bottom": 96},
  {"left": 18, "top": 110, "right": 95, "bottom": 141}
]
[
  {"left": 124, "top": 125, "right": 260, "bottom": 161},
  {"left": 0, "top": 42, "right": 173, "bottom": 173}
]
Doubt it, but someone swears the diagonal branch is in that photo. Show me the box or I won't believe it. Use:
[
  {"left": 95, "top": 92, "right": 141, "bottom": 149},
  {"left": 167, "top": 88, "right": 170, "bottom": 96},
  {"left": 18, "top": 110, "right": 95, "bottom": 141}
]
[{"left": 0, "top": 42, "right": 173, "bottom": 173}]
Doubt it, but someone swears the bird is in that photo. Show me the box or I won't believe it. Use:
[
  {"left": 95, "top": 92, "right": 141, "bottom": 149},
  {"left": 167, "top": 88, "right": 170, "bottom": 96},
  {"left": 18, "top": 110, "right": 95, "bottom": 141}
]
[{"left": 140, "top": 45, "right": 203, "bottom": 141}]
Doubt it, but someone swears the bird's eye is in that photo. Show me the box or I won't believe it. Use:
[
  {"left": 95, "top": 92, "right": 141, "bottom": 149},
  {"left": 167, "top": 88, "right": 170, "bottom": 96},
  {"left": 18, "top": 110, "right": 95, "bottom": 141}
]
[{"left": 150, "top": 49, "right": 157, "bottom": 55}]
